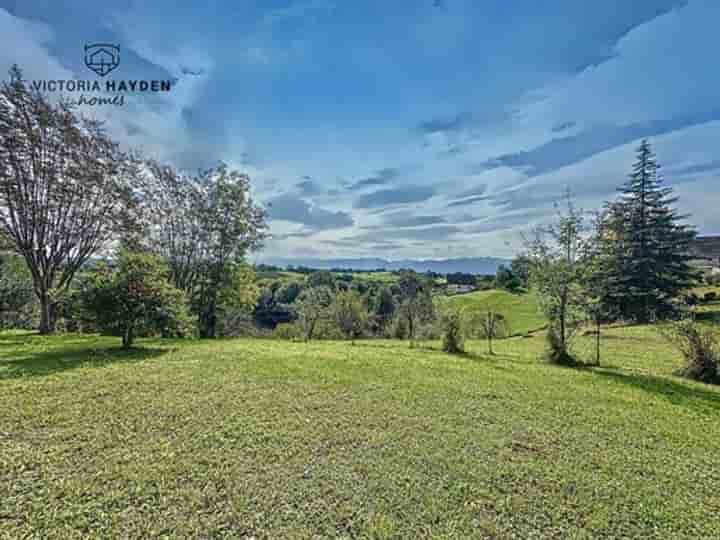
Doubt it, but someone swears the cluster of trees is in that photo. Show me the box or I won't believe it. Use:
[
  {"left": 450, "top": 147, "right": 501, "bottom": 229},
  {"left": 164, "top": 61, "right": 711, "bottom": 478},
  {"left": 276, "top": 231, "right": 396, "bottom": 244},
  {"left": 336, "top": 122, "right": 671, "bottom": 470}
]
[
  {"left": 0, "top": 66, "right": 266, "bottom": 345},
  {"left": 525, "top": 140, "right": 699, "bottom": 365},
  {"left": 263, "top": 270, "right": 438, "bottom": 344}
]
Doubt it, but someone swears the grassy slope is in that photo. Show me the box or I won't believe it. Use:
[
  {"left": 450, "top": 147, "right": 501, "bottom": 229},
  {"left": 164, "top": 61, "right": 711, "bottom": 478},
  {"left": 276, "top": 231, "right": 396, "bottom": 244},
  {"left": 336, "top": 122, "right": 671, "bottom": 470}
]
[
  {"left": 2, "top": 329, "right": 720, "bottom": 539},
  {"left": 437, "top": 289, "right": 546, "bottom": 335}
]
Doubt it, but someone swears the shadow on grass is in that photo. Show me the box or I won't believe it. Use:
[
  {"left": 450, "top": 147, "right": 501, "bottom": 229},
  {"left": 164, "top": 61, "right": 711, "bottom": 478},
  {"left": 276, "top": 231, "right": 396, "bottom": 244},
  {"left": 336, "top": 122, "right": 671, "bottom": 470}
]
[
  {"left": 591, "top": 368, "right": 720, "bottom": 412},
  {"left": 0, "top": 341, "right": 169, "bottom": 380}
]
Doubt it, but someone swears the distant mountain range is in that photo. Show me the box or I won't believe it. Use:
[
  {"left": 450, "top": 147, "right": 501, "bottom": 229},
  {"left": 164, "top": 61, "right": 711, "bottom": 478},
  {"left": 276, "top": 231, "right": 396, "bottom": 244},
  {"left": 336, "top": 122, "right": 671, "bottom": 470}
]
[{"left": 259, "top": 257, "right": 509, "bottom": 275}]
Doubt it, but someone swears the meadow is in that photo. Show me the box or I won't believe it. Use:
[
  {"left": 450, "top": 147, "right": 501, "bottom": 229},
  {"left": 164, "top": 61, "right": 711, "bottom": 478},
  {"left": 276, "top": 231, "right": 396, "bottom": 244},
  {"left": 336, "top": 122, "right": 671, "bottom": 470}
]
[
  {"left": 2, "top": 319, "right": 720, "bottom": 539},
  {"left": 437, "top": 289, "right": 546, "bottom": 336}
]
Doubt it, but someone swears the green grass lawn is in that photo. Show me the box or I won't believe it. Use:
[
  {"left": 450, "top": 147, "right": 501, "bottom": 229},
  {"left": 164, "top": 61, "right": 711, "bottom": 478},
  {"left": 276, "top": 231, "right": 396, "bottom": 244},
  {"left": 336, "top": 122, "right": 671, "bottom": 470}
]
[
  {"left": 2, "top": 327, "right": 720, "bottom": 539},
  {"left": 437, "top": 289, "right": 546, "bottom": 336}
]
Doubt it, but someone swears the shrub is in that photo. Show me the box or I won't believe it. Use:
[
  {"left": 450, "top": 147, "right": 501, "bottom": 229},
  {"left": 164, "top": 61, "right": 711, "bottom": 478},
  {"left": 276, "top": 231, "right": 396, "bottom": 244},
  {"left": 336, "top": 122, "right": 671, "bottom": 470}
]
[
  {"left": 704, "top": 291, "right": 718, "bottom": 303},
  {"left": 273, "top": 322, "right": 302, "bottom": 340},
  {"left": 441, "top": 311, "right": 464, "bottom": 354},
  {"left": 661, "top": 317, "right": 719, "bottom": 384}
]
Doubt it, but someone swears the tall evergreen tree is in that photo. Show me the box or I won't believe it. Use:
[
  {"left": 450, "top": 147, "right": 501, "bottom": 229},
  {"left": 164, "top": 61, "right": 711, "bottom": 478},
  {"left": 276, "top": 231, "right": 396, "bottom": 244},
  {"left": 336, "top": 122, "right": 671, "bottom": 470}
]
[{"left": 599, "top": 140, "right": 698, "bottom": 322}]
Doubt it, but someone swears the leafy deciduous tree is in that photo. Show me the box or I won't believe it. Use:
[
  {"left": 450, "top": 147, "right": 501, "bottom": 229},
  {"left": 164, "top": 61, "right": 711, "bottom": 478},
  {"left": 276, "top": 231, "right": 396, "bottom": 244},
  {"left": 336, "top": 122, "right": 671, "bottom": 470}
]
[
  {"left": 79, "top": 249, "right": 192, "bottom": 348},
  {"left": 295, "top": 286, "right": 333, "bottom": 342},
  {"left": 331, "top": 290, "right": 367, "bottom": 343},
  {"left": 0, "top": 66, "right": 137, "bottom": 333}
]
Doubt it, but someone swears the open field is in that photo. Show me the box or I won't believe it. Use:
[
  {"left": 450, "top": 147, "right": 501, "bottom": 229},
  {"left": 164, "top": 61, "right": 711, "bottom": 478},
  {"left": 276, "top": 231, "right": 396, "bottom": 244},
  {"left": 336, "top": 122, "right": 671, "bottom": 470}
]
[
  {"left": 437, "top": 289, "right": 546, "bottom": 336},
  {"left": 2, "top": 327, "right": 720, "bottom": 539}
]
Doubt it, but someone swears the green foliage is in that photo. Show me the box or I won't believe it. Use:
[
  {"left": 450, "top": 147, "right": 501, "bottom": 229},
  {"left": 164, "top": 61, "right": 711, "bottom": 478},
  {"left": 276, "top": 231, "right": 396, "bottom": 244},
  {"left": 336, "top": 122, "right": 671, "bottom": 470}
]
[
  {"left": 331, "top": 290, "right": 368, "bottom": 342},
  {"left": 595, "top": 140, "right": 699, "bottom": 322},
  {"left": 660, "top": 316, "right": 719, "bottom": 384},
  {"left": 0, "top": 252, "right": 36, "bottom": 329},
  {"left": 396, "top": 272, "right": 435, "bottom": 345},
  {"left": 272, "top": 322, "right": 302, "bottom": 340},
  {"left": 79, "top": 249, "right": 192, "bottom": 348},
  {"left": 306, "top": 270, "right": 336, "bottom": 290},
  {"left": 370, "top": 286, "right": 395, "bottom": 334},
  {"left": 466, "top": 310, "right": 508, "bottom": 355},
  {"left": 441, "top": 311, "right": 464, "bottom": 354},
  {"left": 495, "top": 265, "right": 522, "bottom": 292},
  {"left": 526, "top": 194, "right": 588, "bottom": 357},
  {"left": 510, "top": 255, "right": 532, "bottom": 288},
  {"left": 142, "top": 163, "right": 267, "bottom": 338},
  {"left": 295, "top": 286, "right": 333, "bottom": 341}
]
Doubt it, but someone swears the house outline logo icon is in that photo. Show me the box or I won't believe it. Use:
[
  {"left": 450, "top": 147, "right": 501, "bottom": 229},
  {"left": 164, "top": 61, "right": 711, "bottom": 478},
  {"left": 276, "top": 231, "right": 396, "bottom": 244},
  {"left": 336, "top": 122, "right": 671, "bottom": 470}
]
[{"left": 84, "top": 44, "right": 120, "bottom": 77}]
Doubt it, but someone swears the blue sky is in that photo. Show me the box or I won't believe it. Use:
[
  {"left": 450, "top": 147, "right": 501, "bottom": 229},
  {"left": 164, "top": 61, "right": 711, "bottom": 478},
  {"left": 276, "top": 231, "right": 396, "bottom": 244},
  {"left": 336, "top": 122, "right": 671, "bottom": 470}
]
[{"left": 1, "top": 0, "right": 719, "bottom": 260}]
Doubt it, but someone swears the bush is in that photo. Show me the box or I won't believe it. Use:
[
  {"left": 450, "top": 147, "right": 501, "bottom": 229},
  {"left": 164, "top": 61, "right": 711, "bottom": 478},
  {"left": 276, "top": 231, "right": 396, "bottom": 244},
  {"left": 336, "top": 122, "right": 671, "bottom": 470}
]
[
  {"left": 704, "top": 291, "right": 718, "bottom": 303},
  {"left": 661, "top": 318, "right": 719, "bottom": 384},
  {"left": 273, "top": 322, "right": 302, "bottom": 340},
  {"left": 441, "top": 311, "right": 464, "bottom": 354}
]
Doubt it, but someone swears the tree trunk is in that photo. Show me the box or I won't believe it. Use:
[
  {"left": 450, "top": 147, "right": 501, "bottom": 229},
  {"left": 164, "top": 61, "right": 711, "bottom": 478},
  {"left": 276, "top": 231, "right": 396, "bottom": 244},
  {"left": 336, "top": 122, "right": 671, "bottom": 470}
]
[
  {"left": 122, "top": 325, "right": 134, "bottom": 348},
  {"left": 595, "top": 319, "right": 601, "bottom": 366},
  {"left": 38, "top": 291, "right": 56, "bottom": 335}
]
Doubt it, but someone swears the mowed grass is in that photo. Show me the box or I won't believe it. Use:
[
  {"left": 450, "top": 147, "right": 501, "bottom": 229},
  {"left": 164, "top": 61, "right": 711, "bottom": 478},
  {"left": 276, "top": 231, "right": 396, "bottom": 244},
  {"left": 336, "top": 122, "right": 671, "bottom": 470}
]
[
  {"left": 2, "top": 327, "right": 720, "bottom": 539},
  {"left": 437, "top": 289, "right": 546, "bottom": 335}
]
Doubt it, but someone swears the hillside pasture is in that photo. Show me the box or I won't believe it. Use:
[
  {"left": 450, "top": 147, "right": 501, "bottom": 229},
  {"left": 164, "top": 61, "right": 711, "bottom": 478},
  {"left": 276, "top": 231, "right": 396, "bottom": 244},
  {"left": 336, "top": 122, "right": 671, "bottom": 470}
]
[{"left": 2, "top": 326, "right": 720, "bottom": 539}]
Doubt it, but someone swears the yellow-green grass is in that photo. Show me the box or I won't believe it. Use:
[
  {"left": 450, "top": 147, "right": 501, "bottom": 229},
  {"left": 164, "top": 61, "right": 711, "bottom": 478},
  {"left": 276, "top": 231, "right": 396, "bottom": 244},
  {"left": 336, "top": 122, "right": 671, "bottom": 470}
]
[
  {"left": 437, "top": 289, "right": 546, "bottom": 336},
  {"left": 2, "top": 327, "right": 720, "bottom": 539}
]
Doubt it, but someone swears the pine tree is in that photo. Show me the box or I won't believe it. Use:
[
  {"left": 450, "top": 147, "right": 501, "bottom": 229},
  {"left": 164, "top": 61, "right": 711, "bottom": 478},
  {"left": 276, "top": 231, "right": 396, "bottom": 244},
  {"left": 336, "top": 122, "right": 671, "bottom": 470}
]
[{"left": 599, "top": 140, "right": 698, "bottom": 322}]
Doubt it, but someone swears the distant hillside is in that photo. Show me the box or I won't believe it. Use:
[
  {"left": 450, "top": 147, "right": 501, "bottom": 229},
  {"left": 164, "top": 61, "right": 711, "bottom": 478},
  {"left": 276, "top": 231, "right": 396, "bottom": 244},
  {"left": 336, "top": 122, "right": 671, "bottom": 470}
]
[
  {"left": 437, "top": 289, "right": 545, "bottom": 336},
  {"left": 259, "top": 257, "right": 509, "bottom": 275}
]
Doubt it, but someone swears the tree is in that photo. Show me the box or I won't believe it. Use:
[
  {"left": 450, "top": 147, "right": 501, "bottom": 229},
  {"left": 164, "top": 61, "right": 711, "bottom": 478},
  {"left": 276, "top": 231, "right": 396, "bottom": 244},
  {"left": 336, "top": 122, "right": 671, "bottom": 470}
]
[
  {"left": 581, "top": 211, "right": 621, "bottom": 366},
  {"left": 526, "top": 194, "right": 587, "bottom": 363},
  {"left": 295, "top": 286, "right": 333, "bottom": 341},
  {"left": 371, "top": 286, "right": 395, "bottom": 334},
  {"left": 441, "top": 310, "right": 464, "bottom": 354},
  {"left": 306, "top": 270, "right": 336, "bottom": 290},
  {"left": 495, "top": 265, "right": 522, "bottom": 292},
  {"left": 79, "top": 249, "right": 191, "bottom": 348},
  {"left": 0, "top": 66, "right": 137, "bottom": 333},
  {"left": 599, "top": 140, "right": 698, "bottom": 322},
  {"left": 140, "top": 162, "right": 267, "bottom": 338},
  {"left": 331, "top": 290, "right": 367, "bottom": 343},
  {"left": 510, "top": 256, "right": 532, "bottom": 288},
  {"left": 396, "top": 271, "right": 435, "bottom": 346},
  {"left": 468, "top": 310, "right": 508, "bottom": 355}
]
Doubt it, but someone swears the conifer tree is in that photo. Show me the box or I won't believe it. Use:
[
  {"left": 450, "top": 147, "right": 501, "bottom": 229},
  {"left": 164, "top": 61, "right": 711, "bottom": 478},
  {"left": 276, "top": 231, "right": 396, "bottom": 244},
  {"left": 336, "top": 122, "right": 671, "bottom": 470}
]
[{"left": 599, "top": 140, "right": 698, "bottom": 322}]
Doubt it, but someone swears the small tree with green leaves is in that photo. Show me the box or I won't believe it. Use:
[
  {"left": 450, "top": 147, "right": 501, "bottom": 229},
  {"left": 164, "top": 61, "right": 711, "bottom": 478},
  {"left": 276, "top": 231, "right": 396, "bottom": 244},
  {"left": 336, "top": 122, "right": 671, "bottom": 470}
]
[
  {"left": 525, "top": 193, "right": 587, "bottom": 364},
  {"left": 331, "top": 290, "right": 367, "bottom": 343},
  {"left": 441, "top": 310, "right": 464, "bottom": 354},
  {"left": 80, "top": 249, "right": 192, "bottom": 348},
  {"left": 468, "top": 310, "right": 508, "bottom": 355},
  {"left": 396, "top": 271, "right": 435, "bottom": 347},
  {"left": 295, "top": 286, "right": 333, "bottom": 341}
]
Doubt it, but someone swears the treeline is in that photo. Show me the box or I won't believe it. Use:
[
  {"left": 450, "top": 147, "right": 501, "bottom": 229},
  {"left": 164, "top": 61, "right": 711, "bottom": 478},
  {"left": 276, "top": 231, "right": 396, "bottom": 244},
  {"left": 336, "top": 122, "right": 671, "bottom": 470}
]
[
  {"left": 0, "top": 66, "right": 267, "bottom": 345},
  {"left": 255, "top": 270, "right": 439, "bottom": 342}
]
